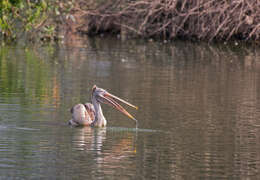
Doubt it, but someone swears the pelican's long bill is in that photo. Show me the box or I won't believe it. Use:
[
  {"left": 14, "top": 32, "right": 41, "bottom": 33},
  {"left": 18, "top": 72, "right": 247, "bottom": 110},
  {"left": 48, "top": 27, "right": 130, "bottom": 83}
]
[{"left": 101, "top": 92, "right": 138, "bottom": 122}]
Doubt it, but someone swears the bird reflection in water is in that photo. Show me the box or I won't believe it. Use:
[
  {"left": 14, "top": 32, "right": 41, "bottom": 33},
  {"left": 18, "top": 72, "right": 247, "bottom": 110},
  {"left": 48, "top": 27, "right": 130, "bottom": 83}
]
[
  {"left": 72, "top": 127, "right": 107, "bottom": 152},
  {"left": 72, "top": 126, "right": 138, "bottom": 174}
]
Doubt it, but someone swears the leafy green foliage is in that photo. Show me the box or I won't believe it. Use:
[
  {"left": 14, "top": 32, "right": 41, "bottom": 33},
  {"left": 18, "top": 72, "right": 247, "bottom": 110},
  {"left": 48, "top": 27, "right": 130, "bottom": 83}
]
[{"left": 0, "top": 0, "right": 61, "bottom": 40}]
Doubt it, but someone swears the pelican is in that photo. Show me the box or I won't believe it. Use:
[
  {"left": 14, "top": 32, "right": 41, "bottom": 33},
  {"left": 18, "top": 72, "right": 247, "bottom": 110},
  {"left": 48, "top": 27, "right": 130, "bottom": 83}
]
[{"left": 69, "top": 85, "right": 138, "bottom": 127}]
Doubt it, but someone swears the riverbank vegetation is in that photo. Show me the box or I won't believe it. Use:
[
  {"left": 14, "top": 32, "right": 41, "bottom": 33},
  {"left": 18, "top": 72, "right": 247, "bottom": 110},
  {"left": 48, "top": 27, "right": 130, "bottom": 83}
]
[
  {"left": 1, "top": 0, "right": 260, "bottom": 43},
  {"left": 0, "top": 0, "right": 72, "bottom": 42},
  {"left": 76, "top": 0, "right": 260, "bottom": 42}
]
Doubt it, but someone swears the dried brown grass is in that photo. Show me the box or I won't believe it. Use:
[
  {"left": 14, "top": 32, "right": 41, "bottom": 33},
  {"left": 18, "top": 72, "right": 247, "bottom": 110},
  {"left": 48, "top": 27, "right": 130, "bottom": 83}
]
[{"left": 71, "top": 0, "right": 260, "bottom": 42}]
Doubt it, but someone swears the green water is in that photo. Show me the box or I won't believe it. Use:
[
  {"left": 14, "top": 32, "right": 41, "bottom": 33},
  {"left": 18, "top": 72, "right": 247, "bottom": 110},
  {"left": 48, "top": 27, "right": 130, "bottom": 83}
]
[{"left": 1, "top": 37, "right": 260, "bottom": 179}]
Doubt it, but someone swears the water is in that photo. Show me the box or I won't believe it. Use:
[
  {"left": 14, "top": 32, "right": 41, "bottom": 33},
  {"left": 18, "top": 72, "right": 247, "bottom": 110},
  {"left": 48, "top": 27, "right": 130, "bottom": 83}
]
[{"left": 1, "top": 37, "right": 260, "bottom": 179}]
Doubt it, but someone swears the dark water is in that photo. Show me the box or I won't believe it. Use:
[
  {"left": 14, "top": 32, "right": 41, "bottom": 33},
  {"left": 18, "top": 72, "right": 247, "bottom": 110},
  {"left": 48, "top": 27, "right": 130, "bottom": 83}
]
[{"left": 1, "top": 37, "right": 260, "bottom": 179}]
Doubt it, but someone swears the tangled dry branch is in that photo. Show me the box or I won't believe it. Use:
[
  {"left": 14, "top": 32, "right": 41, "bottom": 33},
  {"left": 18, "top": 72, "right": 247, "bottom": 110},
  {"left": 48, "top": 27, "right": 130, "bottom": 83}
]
[{"left": 71, "top": 0, "right": 260, "bottom": 41}]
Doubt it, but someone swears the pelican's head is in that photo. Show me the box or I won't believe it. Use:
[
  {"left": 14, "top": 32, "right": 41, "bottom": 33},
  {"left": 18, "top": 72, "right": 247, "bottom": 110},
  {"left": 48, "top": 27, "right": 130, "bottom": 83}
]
[{"left": 91, "top": 85, "right": 138, "bottom": 121}]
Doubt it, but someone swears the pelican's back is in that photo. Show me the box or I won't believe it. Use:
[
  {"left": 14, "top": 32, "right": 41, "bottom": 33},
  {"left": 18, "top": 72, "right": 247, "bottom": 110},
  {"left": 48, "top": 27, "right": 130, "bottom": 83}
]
[{"left": 70, "top": 104, "right": 93, "bottom": 126}]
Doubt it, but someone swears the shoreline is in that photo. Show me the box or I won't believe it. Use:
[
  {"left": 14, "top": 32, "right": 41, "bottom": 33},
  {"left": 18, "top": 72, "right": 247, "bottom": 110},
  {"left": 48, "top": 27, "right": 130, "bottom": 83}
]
[{"left": 1, "top": 0, "right": 260, "bottom": 44}]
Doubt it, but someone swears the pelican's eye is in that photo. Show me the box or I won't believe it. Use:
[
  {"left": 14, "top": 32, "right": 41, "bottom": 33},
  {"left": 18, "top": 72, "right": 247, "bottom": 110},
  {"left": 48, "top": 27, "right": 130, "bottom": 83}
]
[{"left": 92, "top": 85, "right": 97, "bottom": 97}]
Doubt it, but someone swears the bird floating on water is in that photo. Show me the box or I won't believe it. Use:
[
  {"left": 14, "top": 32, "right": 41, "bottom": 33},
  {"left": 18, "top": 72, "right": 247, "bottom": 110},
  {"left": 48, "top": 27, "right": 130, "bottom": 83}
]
[{"left": 69, "top": 85, "right": 138, "bottom": 127}]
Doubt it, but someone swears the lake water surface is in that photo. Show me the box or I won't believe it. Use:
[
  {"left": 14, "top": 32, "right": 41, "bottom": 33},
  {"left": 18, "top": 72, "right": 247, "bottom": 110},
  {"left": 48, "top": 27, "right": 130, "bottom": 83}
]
[{"left": 1, "top": 37, "right": 260, "bottom": 179}]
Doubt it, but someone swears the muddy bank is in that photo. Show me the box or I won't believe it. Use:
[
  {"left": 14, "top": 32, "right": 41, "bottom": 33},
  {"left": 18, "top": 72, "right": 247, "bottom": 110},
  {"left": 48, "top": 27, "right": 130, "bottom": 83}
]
[{"left": 65, "top": 0, "right": 260, "bottom": 42}]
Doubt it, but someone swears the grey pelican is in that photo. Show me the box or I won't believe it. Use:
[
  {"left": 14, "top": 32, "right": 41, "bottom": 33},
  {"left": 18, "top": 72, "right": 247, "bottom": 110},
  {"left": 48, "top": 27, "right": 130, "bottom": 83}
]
[{"left": 69, "top": 85, "right": 138, "bottom": 127}]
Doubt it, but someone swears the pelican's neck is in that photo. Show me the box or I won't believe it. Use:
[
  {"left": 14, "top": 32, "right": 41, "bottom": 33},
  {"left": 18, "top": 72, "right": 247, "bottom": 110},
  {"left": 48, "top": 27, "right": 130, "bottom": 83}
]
[{"left": 92, "top": 98, "right": 107, "bottom": 127}]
